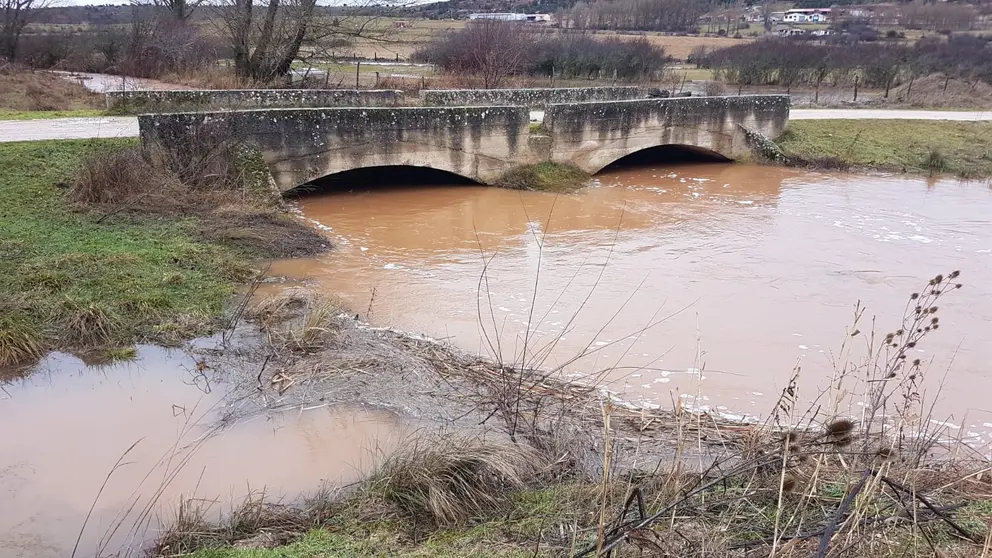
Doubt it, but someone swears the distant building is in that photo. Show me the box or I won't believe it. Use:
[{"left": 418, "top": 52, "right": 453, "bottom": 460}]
[
  {"left": 783, "top": 8, "right": 831, "bottom": 23},
  {"left": 468, "top": 13, "right": 553, "bottom": 23}
]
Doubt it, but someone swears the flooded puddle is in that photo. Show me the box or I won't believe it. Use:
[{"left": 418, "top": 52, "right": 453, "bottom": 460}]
[
  {"left": 1, "top": 346, "right": 408, "bottom": 557},
  {"left": 277, "top": 163, "right": 992, "bottom": 444}
]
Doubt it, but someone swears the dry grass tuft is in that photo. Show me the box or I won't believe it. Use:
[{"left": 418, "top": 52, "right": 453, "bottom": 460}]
[
  {"left": 0, "top": 64, "right": 102, "bottom": 112},
  {"left": 364, "top": 435, "right": 542, "bottom": 526},
  {"left": 0, "top": 306, "right": 45, "bottom": 368},
  {"left": 248, "top": 291, "right": 343, "bottom": 353},
  {"left": 154, "top": 487, "right": 341, "bottom": 555},
  {"left": 57, "top": 298, "right": 119, "bottom": 346}
]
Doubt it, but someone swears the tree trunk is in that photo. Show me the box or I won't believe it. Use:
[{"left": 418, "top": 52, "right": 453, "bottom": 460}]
[
  {"left": 247, "top": 0, "right": 280, "bottom": 79},
  {"left": 231, "top": 0, "right": 254, "bottom": 80}
]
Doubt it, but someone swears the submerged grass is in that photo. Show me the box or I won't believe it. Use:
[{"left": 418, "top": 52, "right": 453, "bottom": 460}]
[
  {"left": 775, "top": 120, "right": 992, "bottom": 178},
  {"left": 497, "top": 162, "right": 590, "bottom": 193},
  {"left": 0, "top": 139, "right": 256, "bottom": 368}
]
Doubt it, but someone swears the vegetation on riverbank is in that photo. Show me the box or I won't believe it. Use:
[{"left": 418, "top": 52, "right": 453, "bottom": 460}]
[
  {"left": 497, "top": 162, "right": 591, "bottom": 193},
  {"left": 0, "top": 66, "right": 103, "bottom": 114},
  {"left": 775, "top": 120, "right": 992, "bottom": 178},
  {"left": 0, "top": 139, "right": 326, "bottom": 372},
  {"left": 147, "top": 275, "right": 992, "bottom": 558}
]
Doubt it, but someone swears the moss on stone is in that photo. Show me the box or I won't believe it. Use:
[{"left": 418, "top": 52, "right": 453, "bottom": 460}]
[{"left": 496, "top": 162, "right": 590, "bottom": 193}]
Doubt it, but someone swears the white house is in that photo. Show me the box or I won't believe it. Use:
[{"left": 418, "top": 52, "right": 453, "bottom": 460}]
[
  {"left": 783, "top": 8, "right": 831, "bottom": 23},
  {"left": 468, "top": 13, "right": 553, "bottom": 23}
]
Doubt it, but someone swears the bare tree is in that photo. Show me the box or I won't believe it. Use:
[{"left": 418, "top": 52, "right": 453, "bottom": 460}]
[
  {"left": 152, "top": 0, "right": 203, "bottom": 22},
  {"left": 466, "top": 20, "right": 532, "bottom": 88},
  {"left": 219, "top": 0, "right": 318, "bottom": 83},
  {"left": 1, "top": 0, "right": 49, "bottom": 60}
]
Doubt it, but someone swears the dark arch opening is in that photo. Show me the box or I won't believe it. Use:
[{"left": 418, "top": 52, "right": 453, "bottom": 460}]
[
  {"left": 285, "top": 165, "right": 479, "bottom": 197},
  {"left": 598, "top": 144, "right": 731, "bottom": 173}
]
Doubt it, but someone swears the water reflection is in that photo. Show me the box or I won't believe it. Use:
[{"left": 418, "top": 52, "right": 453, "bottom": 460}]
[
  {"left": 278, "top": 163, "right": 992, "bottom": 449},
  {"left": 1, "top": 348, "right": 407, "bottom": 558}
]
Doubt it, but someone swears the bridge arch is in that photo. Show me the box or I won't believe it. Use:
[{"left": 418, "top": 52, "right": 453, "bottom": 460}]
[
  {"left": 285, "top": 165, "right": 479, "bottom": 196},
  {"left": 596, "top": 144, "right": 732, "bottom": 173},
  {"left": 543, "top": 95, "right": 790, "bottom": 175}
]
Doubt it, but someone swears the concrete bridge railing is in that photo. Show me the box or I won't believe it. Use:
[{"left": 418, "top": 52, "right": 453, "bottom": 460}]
[
  {"left": 419, "top": 86, "right": 661, "bottom": 108},
  {"left": 544, "top": 95, "right": 791, "bottom": 173},
  {"left": 108, "top": 89, "right": 404, "bottom": 113},
  {"left": 138, "top": 94, "right": 791, "bottom": 192}
]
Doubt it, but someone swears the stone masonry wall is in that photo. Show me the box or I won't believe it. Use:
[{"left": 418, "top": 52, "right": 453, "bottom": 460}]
[
  {"left": 108, "top": 89, "right": 404, "bottom": 113},
  {"left": 419, "top": 87, "right": 661, "bottom": 108}
]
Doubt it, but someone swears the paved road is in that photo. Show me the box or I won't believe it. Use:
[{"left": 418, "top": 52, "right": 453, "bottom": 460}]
[
  {"left": 2, "top": 109, "right": 991, "bottom": 143},
  {"left": 0, "top": 117, "right": 139, "bottom": 143}
]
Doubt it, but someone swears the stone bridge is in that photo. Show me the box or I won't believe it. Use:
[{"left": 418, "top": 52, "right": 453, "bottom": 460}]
[{"left": 138, "top": 95, "right": 790, "bottom": 192}]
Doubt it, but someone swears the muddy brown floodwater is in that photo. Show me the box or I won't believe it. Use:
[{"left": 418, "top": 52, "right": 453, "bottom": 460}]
[
  {"left": 1, "top": 344, "right": 410, "bottom": 557},
  {"left": 277, "top": 163, "right": 992, "bottom": 447}
]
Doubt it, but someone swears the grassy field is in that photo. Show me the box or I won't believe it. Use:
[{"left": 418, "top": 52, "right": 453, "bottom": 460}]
[
  {"left": 0, "top": 139, "right": 256, "bottom": 369},
  {"left": 775, "top": 120, "right": 992, "bottom": 178},
  {"left": 0, "top": 108, "right": 107, "bottom": 120}
]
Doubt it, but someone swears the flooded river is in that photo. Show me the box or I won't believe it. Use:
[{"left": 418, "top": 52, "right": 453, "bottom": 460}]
[
  {"left": 1, "top": 345, "right": 409, "bottom": 557},
  {"left": 5, "top": 160, "right": 992, "bottom": 556},
  {"left": 278, "top": 163, "right": 992, "bottom": 436}
]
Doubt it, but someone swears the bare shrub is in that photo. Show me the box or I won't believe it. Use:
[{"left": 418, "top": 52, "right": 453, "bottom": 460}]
[
  {"left": 412, "top": 19, "right": 533, "bottom": 88},
  {"left": 71, "top": 146, "right": 179, "bottom": 206},
  {"left": 701, "top": 80, "right": 726, "bottom": 96},
  {"left": 73, "top": 125, "right": 259, "bottom": 211},
  {"left": 414, "top": 26, "right": 669, "bottom": 83},
  {"left": 364, "top": 435, "right": 541, "bottom": 526}
]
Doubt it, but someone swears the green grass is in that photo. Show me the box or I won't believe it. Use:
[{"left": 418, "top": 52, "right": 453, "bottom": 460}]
[
  {"left": 184, "top": 525, "right": 538, "bottom": 558},
  {"left": 0, "top": 109, "right": 108, "bottom": 121},
  {"left": 775, "top": 120, "right": 992, "bottom": 178},
  {"left": 497, "top": 162, "right": 591, "bottom": 193},
  {"left": 180, "top": 485, "right": 605, "bottom": 558},
  {"left": 0, "top": 139, "right": 253, "bottom": 367}
]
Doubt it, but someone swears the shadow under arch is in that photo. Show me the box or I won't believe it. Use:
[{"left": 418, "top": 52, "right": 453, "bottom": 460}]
[
  {"left": 285, "top": 165, "right": 480, "bottom": 197},
  {"left": 596, "top": 144, "right": 732, "bottom": 173}
]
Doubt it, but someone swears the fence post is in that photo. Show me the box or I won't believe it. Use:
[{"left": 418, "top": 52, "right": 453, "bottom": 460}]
[
  {"left": 853, "top": 76, "right": 859, "bottom": 102},
  {"left": 356, "top": 62, "right": 361, "bottom": 88}
]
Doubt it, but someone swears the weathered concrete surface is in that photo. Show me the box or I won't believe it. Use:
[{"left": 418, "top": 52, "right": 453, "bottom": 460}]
[
  {"left": 139, "top": 106, "right": 535, "bottom": 190},
  {"left": 420, "top": 87, "right": 659, "bottom": 108},
  {"left": 108, "top": 89, "right": 404, "bottom": 113},
  {"left": 544, "top": 95, "right": 790, "bottom": 172}
]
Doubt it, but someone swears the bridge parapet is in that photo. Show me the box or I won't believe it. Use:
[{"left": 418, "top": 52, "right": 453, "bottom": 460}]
[
  {"left": 109, "top": 89, "right": 404, "bottom": 114},
  {"left": 420, "top": 86, "right": 657, "bottom": 108}
]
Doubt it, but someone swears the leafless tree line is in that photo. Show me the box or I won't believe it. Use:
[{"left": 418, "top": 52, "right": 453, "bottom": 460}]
[
  {"left": 7, "top": 0, "right": 394, "bottom": 83},
  {"left": 702, "top": 35, "right": 992, "bottom": 93},
  {"left": 413, "top": 20, "right": 670, "bottom": 88},
  {"left": 564, "top": 0, "right": 706, "bottom": 33}
]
